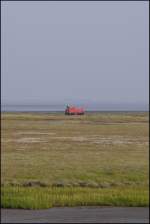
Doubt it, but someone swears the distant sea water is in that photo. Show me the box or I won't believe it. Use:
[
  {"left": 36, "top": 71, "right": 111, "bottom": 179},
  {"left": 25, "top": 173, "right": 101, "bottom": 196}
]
[
  {"left": 2, "top": 105, "right": 65, "bottom": 112},
  {"left": 1, "top": 105, "right": 148, "bottom": 112}
]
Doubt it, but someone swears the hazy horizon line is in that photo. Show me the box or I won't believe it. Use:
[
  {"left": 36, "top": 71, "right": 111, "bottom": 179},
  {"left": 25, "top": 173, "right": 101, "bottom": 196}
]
[
  {"left": 1, "top": 103, "right": 149, "bottom": 112},
  {"left": 1, "top": 101, "right": 148, "bottom": 106}
]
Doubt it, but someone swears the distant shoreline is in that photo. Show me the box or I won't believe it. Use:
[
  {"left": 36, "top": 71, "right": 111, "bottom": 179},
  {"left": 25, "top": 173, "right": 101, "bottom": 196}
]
[
  {"left": 2, "top": 104, "right": 148, "bottom": 113},
  {"left": 1, "top": 104, "right": 148, "bottom": 113},
  {"left": 1, "top": 110, "right": 148, "bottom": 113}
]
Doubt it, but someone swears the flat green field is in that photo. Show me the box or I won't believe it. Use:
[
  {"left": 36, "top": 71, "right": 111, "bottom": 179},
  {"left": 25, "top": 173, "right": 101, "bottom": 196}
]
[{"left": 1, "top": 112, "right": 149, "bottom": 208}]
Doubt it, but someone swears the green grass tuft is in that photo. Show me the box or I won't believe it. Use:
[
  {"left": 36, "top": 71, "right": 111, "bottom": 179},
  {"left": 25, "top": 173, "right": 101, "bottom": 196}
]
[{"left": 2, "top": 186, "right": 149, "bottom": 209}]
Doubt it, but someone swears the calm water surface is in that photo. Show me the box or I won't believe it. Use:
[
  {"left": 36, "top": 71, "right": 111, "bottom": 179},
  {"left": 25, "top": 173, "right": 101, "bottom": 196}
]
[{"left": 1, "top": 105, "right": 147, "bottom": 113}]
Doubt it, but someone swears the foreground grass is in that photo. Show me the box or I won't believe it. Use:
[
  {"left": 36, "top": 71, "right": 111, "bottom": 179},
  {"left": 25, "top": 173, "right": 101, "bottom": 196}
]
[
  {"left": 1, "top": 112, "right": 149, "bottom": 208},
  {"left": 2, "top": 186, "right": 149, "bottom": 209}
]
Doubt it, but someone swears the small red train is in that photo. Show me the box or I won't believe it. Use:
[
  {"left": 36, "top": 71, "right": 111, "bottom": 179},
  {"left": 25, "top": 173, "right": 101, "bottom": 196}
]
[{"left": 65, "top": 105, "right": 85, "bottom": 115}]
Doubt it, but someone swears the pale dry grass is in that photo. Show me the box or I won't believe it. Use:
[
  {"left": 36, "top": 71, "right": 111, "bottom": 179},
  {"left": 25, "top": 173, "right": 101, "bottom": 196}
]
[
  {"left": 1, "top": 112, "right": 149, "bottom": 188},
  {"left": 1, "top": 112, "right": 149, "bottom": 208}
]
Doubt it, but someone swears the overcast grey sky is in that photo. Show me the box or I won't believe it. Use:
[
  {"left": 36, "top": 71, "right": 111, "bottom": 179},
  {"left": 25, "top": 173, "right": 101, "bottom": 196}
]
[{"left": 1, "top": 1, "right": 149, "bottom": 109}]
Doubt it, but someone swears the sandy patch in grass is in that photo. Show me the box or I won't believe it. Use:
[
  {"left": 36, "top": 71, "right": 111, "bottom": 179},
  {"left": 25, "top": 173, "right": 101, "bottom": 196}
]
[
  {"left": 15, "top": 132, "right": 56, "bottom": 135},
  {"left": 16, "top": 137, "right": 47, "bottom": 143},
  {"left": 3, "top": 135, "right": 148, "bottom": 145},
  {"left": 3, "top": 137, "right": 47, "bottom": 143},
  {"left": 16, "top": 148, "right": 26, "bottom": 151},
  {"left": 51, "top": 135, "right": 148, "bottom": 145},
  {"left": 52, "top": 136, "right": 87, "bottom": 141}
]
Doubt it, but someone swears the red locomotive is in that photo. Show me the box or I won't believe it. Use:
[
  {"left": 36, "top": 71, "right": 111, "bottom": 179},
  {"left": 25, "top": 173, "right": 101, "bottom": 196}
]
[{"left": 65, "top": 105, "right": 84, "bottom": 115}]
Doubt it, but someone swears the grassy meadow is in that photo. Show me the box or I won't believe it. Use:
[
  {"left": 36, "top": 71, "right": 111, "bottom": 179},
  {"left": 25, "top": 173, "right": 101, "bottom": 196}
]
[{"left": 1, "top": 112, "right": 149, "bottom": 208}]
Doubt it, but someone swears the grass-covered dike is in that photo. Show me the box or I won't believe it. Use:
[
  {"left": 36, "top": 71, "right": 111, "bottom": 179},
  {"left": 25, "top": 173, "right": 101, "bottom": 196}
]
[
  {"left": 2, "top": 186, "right": 149, "bottom": 209},
  {"left": 1, "top": 112, "right": 149, "bottom": 208}
]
